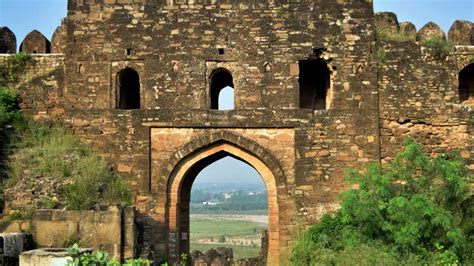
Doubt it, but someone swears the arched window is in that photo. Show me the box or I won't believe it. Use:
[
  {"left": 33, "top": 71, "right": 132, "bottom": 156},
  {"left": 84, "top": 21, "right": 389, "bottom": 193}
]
[
  {"left": 117, "top": 68, "right": 140, "bottom": 110},
  {"left": 459, "top": 64, "right": 474, "bottom": 103},
  {"left": 210, "top": 68, "right": 234, "bottom": 110},
  {"left": 299, "top": 58, "right": 330, "bottom": 110}
]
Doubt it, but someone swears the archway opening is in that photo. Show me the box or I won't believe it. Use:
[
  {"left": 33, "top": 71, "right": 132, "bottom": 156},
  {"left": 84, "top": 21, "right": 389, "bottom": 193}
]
[
  {"left": 167, "top": 142, "right": 279, "bottom": 264},
  {"left": 117, "top": 68, "right": 140, "bottom": 110},
  {"left": 459, "top": 63, "right": 474, "bottom": 103},
  {"left": 299, "top": 58, "right": 330, "bottom": 110},
  {"left": 189, "top": 156, "right": 268, "bottom": 262},
  {"left": 210, "top": 68, "right": 234, "bottom": 110}
]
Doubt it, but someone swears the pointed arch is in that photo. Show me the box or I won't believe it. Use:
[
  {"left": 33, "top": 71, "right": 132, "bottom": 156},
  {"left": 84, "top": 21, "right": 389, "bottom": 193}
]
[
  {"left": 116, "top": 67, "right": 141, "bottom": 110},
  {"left": 459, "top": 63, "right": 474, "bottom": 103},
  {"left": 163, "top": 132, "right": 285, "bottom": 264},
  {"left": 210, "top": 68, "right": 235, "bottom": 110}
]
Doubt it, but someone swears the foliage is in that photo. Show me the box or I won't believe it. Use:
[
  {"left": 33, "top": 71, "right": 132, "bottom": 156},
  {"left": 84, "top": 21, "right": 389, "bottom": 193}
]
[
  {"left": 376, "top": 29, "right": 413, "bottom": 42},
  {"left": 290, "top": 139, "right": 473, "bottom": 265},
  {"left": 190, "top": 189, "right": 267, "bottom": 214},
  {"left": 0, "top": 87, "right": 21, "bottom": 128},
  {"left": 123, "top": 258, "right": 152, "bottom": 266},
  {"left": 180, "top": 253, "right": 188, "bottom": 266},
  {"left": 469, "top": 56, "right": 474, "bottom": 64},
  {"left": 421, "top": 37, "right": 454, "bottom": 61},
  {"left": 5, "top": 122, "right": 132, "bottom": 210},
  {"left": 67, "top": 244, "right": 151, "bottom": 266},
  {"left": 67, "top": 244, "right": 118, "bottom": 266},
  {"left": 63, "top": 232, "right": 82, "bottom": 248},
  {"left": 190, "top": 243, "right": 260, "bottom": 262},
  {"left": 3, "top": 206, "right": 35, "bottom": 220},
  {"left": 219, "top": 235, "right": 226, "bottom": 243},
  {"left": 1, "top": 52, "right": 35, "bottom": 82},
  {"left": 376, "top": 47, "right": 386, "bottom": 66}
]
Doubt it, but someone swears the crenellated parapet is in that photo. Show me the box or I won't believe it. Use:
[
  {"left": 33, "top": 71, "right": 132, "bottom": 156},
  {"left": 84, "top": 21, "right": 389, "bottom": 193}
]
[
  {"left": 0, "top": 27, "right": 17, "bottom": 53},
  {"left": 375, "top": 12, "right": 473, "bottom": 45},
  {"left": 0, "top": 28, "right": 58, "bottom": 54},
  {"left": 0, "top": 3, "right": 473, "bottom": 264}
]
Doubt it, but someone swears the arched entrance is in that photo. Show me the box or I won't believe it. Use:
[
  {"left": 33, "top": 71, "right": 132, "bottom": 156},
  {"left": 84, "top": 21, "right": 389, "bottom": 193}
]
[{"left": 166, "top": 141, "right": 280, "bottom": 264}]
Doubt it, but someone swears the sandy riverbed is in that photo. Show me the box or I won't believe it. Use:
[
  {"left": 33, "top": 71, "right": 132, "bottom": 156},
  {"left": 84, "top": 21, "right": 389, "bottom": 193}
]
[{"left": 190, "top": 214, "right": 268, "bottom": 227}]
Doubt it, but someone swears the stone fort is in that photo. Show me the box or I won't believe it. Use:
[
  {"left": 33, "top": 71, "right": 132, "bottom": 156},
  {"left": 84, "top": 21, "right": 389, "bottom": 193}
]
[{"left": 0, "top": 0, "right": 473, "bottom": 264}]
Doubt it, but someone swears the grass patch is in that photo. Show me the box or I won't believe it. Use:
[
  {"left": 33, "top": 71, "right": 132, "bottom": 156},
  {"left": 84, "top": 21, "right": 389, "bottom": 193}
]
[
  {"left": 190, "top": 218, "right": 266, "bottom": 239},
  {"left": 1, "top": 87, "right": 132, "bottom": 213},
  {"left": 421, "top": 37, "right": 454, "bottom": 61},
  {"left": 190, "top": 243, "right": 260, "bottom": 261},
  {"left": 376, "top": 29, "right": 413, "bottom": 42},
  {"left": 6, "top": 125, "right": 133, "bottom": 211},
  {"left": 376, "top": 47, "right": 386, "bottom": 66}
]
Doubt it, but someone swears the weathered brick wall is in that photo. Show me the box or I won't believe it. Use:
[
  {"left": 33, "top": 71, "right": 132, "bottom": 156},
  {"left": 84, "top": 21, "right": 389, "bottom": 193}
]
[
  {"left": 378, "top": 42, "right": 473, "bottom": 169},
  {"left": 0, "top": 206, "right": 135, "bottom": 260},
  {"left": 63, "top": 1, "right": 375, "bottom": 111},
  {"left": 1, "top": 0, "right": 471, "bottom": 263},
  {"left": 57, "top": 1, "right": 379, "bottom": 260},
  {"left": 0, "top": 54, "right": 65, "bottom": 119}
]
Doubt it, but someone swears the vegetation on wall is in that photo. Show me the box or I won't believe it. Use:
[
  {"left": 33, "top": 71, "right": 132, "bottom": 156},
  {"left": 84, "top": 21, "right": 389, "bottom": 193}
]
[
  {"left": 291, "top": 139, "right": 473, "bottom": 265},
  {"left": 0, "top": 52, "right": 35, "bottom": 83},
  {"left": 0, "top": 55, "right": 132, "bottom": 214},
  {"left": 421, "top": 37, "right": 454, "bottom": 61},
  {"left": 5, "top": 124, "right": 133, "bottom": 211},
  {"left": 376, "top": 47, "right": 387, "bottom": 66},
  {"left": 375, "top": 29, "right": 413, "bottom": 42}
]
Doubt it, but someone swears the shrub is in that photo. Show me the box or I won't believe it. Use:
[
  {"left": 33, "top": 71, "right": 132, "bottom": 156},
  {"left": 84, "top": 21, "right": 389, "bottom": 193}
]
[
  {"left": 376, "top": 29, "right": 413, "bottom": 42},
  {"left": 7, "top": 125, "right": 133, "bottom": 210},
  {"left": 291, "top": 139, "right": 473, "bottom": 265},
  {"left": 67, "top": 244, "right": 151, "bottom": 266},
  {"left": 3, "top": 52, "right": 35, "bottom": 82},
  {"left": 421, "top": 37, "right": 454, "bottom": 61},
  {"left": 0, "top": 87, "right": 21, "bottom": 127}
]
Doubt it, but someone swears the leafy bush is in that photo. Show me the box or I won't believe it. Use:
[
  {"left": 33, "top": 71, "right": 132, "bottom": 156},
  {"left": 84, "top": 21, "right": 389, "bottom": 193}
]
[
  {"left": 67, "top": 244, "right": 151, "bottom": 266},
  {"left": 421, "top": 37, "right": 454, "bottom": 61},
  {"left": 291, "top": 139, "right": 473, "bottom": 265},
  {"left": 2, "top": 52, "right": 35, "bottom": 82},
  {"left": 0, "top": 87, "right": 21, "bottom": 128}
]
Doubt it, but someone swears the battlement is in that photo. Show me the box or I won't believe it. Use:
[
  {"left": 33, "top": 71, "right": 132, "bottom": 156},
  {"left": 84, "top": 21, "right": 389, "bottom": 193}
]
[
  {"left": 1, "top": 3, "right": 473, "bottom": 264},
  {"left": 375, "top": 12, "right": 473, "bottom": 46}
]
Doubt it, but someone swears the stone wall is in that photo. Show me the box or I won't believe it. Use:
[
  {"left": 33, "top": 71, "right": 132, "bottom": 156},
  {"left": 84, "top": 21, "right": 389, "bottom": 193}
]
[
  {"left": 0, "top": 206, "right": 135, "bottom": 261},
  {"left": 377, "top": 42, "right": 474, "bottom": 170},
  {"left": 63, "top": 1, "right": 375, "bottom": 111},
  {"left": 0, "top": 1, "right": 472, "bottom": 264},
  {"left": 0, "top": 54, "right": 65, "bottom": 119}
]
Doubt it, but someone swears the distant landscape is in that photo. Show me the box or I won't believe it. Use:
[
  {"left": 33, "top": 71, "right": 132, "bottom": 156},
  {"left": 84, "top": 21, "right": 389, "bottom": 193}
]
[{"left": 190, "top": 182, "right": 268, "bottom": 260}]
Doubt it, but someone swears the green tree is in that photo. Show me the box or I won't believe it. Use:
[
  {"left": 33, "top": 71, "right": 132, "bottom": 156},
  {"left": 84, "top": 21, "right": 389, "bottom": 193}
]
[{"left": 291, "top": 139, "right": 473, "bottom": 265}]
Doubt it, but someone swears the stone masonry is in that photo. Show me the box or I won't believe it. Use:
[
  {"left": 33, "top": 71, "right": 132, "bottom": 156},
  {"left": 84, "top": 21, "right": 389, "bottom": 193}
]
[{"left": 0, "top": 0, "right": 473, "bottom": 264}]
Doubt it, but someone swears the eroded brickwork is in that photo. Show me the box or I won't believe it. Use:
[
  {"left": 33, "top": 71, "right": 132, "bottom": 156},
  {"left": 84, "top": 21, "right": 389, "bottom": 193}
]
[{"left": 0, "top": 1, "right": 473, "bottom": 264}]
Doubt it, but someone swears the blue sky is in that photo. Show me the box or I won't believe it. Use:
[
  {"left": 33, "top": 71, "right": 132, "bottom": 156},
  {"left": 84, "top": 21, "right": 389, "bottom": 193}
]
[{"left": 1, "top": 0, "right": 472, "bottom": 185}]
